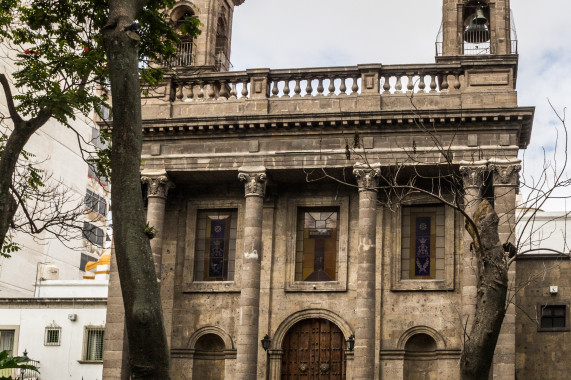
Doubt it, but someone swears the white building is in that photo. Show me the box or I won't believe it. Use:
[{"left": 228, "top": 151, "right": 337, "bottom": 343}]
[
  {"left": 0, "top": 47, "right": 111, "bottom": 297},
  {"left": 0, "top": 255, "right": 109, "bottom": 380}
]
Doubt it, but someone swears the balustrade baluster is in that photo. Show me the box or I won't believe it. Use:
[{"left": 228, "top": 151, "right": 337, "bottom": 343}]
[
  {"left": 395, "top": 75, "right": 403, "bottom": 94},
  {"left": 184, "top": 82, "right": 194, "bottom": 100},
  {"left": 241, "top": 81, "right": 249, "bottom": 98},
  {"left": 294, "top": 79, "right": 302, "bottom": 97},
  {"left": 229, "top": 81, "right": 237, "bottom": 99},
  {"left": 176, "top": 83, "right": 184, "bottom": 101},
  {"left": 219, "top": 80, "right": 228, "bottom": 99},
  {"left": 305, "top": 78, "right": 313, "bottom": 97},
  {"left": 429, "top": 74, "right": 437, "bottom": 93},
  {"left": 383, "top": 75, "right": 391, "bottom": 94},
  {"left": 197, "top": 82, "right": 205, "bottom": 100},
  {"left": 271, "top": 79, "right": 280, "bottom": 97},
  {"left": 208, "top": 82, "right": 216, "bottom": 99},
  {"left": 316, "top": 78, "right": 324, "bottom": 96},
  {"left": 351, "top": 77, "right": 359, "bottom": 94},
  {"left": 339, "top": 77, "right": 347, "bottom": 95},
  {"left": 418, "top": 75, "right": 426, "bottom": 93},
  {"left": 283, "top": 79, "right": 291, "bottom": 97},
  {"left": 453, "top": 73, "right": 461, "bottom": 90},
  {"left": 407, "top": 74, "right": 414, "bottom": 93},
  {"left": 441, "top": 73, "right": 449, "bottom": 92},
  {"left": 328, "top": 78, "right": 335, "bottom": 96}
]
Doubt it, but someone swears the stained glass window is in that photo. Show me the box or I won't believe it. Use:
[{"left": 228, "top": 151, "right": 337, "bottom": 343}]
[
  {"left": 194, "top": 209, "right": 237, "bottom": 281},
  {"left": 295, "top": 208, "right": 339, "bottom": 282},
  {"left": 401, "top": 205, "right": 445, "bottom": 280}
]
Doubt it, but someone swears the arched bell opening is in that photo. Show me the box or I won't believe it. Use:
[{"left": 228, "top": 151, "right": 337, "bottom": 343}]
[
  {"left": 169, "top": 4, "right": 197, "bottom": 67},
  {"left": 462, "top": 1, "right": 491, "bottom": 55}
]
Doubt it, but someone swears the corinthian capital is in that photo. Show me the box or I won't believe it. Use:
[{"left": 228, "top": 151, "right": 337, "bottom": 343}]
[
  {"left": 141, "top": 170, "right": 174, "bottom": 199},
  {"left": 238, "top": 167, "right": 267, "bottom": 198},
  {"left": 489, "top": 163, "right": 521, "bottom": 187},
  {"left": 459, "top": 162, "right": 487, "bottom": 189},
  {"left": 353, "top": 163, "right": 381, "bottom": 192}
]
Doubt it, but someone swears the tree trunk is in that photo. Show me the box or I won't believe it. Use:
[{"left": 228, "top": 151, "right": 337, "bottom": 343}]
[
  {"left": 0, "top": 123, "right": 35, "bottom": 251},
  {"left": 461, "top": 200, "right": 508, "bottom": 380},
  {"left": 103, "top": 1, "right": 171, "bottom": 379}
]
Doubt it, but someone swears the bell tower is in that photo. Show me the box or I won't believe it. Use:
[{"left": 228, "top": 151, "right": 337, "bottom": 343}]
[
  {"left": 168, "top": 0, "right": 245, "bottom": 71},
  {"left": 439, "top": 0, "right": 515, "bottom": 57}
]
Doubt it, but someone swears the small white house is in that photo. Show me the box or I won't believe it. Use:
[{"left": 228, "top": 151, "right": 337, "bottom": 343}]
[{"left": 0, "top": 255, "right": 109, "bottom": 380}]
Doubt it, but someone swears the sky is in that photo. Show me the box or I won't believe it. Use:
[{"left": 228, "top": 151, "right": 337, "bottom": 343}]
[{"left": 230, "top": 0, "right": 571, "bottom": 211}]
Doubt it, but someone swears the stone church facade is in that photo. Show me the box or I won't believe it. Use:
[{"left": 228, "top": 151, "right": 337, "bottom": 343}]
[{"left": 102, "top": 0, "right": 535, "bottom": 379}]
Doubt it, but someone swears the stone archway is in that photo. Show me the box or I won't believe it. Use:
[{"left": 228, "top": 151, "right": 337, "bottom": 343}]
[
  {"left": 268, "top": 309, "right": 354, "bottom": 380},
  {"left": 403, "top": 333, "right": 438, "bottom": 380},
  {"left": 281, "top": 318, "right": 346, "bottom": 380}
]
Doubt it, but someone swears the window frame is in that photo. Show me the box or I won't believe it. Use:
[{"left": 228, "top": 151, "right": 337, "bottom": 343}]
[
  {"left": 85, "top": 189, "right": 107, "bottom": 217},
  {"left": 390, "top": 199, "right": 456, "bottom": 291},
  {"left": 285, "top": 196, "right": 349, "bottom": 292},
  {"left": 537, "top": 304, "right": 570, "bottom": 332},
  {"left": 0, "top": 327, "right": 18, "bottom": 357},
  {"left": 183, "top": 199, "right": 244, "bottom": 293},
  {"left": 44, "top": 325, "right": 61, "bottom": 346},
  {"left": 82, "top": 221, "right": 106, "bottom": 247},
  {"left": 80, "top": 326, "right": 105, "bottom": 363}
]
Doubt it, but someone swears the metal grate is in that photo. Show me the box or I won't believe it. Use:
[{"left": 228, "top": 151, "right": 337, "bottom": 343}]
[
  {"left": 83, "top": 326, "right": 105, "bottom": 361},
  {"left": 167, "top": 40, "right": 195, "bottom": 67},
  {"left": 44, "top": 326, "right": 61, "bottom": 346}
]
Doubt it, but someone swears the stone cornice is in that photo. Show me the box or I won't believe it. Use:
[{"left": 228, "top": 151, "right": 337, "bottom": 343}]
[
  {"left": 125, "top": 107, "right": 534, "bottom": 149},
  {"left": 0, "top": 298, "right": 107, "bottom": 308}
]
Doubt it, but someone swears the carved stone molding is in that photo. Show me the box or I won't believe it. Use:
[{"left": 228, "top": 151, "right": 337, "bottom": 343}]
[
  {"left": 238, "top": 167, "right": 267, "bottom": 198},
  {"left": 141, "top": 172, "right": 174, "bottom": 199},
  {"left": 459, "top": 165, "right": 487, "bottom": 189},
  {"left": 489, "top": 164, "right": 521, "bottom": 187},
  {"left": 353, "top": 163, "right": 381, "bottom": 192}
]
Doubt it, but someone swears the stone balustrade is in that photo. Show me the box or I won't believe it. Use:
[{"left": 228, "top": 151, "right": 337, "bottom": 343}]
[{"left": 169, "top": 63, "right": 466, "bottom": 102}]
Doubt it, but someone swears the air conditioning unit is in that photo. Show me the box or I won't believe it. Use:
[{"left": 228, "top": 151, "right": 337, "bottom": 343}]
[{"left": 39, "top": 263, "right": 59, "bottom": 281}]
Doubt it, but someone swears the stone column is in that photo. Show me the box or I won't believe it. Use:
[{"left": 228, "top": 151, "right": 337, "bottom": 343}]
[
  {"left": 141, "top": 169, "right": 173, "bottom": 279},
  {"left": 489, "top": 159, "right": 520, "bottom": 380},
  {"left": 353, "top": 163, "right": 380, "bottom": 380},
  {"left": 235, "top": 167, "right": 267, "bottom": 380},
  {"left": 459, "top": 162, "right": 487, "bottom": 336}
]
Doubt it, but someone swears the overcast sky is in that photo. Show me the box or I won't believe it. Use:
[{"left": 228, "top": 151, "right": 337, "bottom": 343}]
[{"left": 231, "top": 0, "right": 571, "bottom": 211}]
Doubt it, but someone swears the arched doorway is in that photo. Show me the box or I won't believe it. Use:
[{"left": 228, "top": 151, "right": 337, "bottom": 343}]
[
  {"left": 281, "top": 318, "right": 346, "bottom": 379},
  {"left": 403, "top": 333, "right": 438, "bottom": 380},
  {"left": 192, "top": 333, "right": 225, "bottom": 380}
]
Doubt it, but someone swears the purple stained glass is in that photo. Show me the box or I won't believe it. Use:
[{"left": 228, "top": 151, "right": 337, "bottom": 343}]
[
  {"left": 414, "top": 216, "right": 431, "bottom": 276},
  {"left": 209, "top": 219, "right": 226, "bottom": 277}
]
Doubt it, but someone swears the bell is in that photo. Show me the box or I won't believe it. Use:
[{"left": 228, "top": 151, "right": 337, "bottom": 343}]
[{"left": 464, "top": 8, "right": 490, "bottom": 43}]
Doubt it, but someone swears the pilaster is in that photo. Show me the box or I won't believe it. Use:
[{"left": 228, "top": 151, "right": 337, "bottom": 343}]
[
  {"left": 489, "top": 158, "right": 521, "bottom": 380},
  {"left": 141, "top": 169, "right": 174, "bottom": 279},
  {"left": 353, "top": 163, "right": 380, "bottom": 380},
  {"left": 235, "top": 166, "right": 267, "bottom": 380},
  {"left": 459, "top": 161, "right": 487, "bottom": 338}
]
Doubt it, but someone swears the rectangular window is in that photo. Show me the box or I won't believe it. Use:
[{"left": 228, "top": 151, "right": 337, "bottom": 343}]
[
  {"left": 540, "top": 305, "right": 567, "bottom": 330},
  {"left": 44, "top": 326, "right": 61, "bottom": 346},
  {"left": 82, "top": 327, "right": 105, "bottom": 362},
  {"left": 295, "top": 207, "right": 339, "bottom": 282},
  {"left": 193, "top": 209, "right": 237, "bottom": 282},
  {"left": 0, "top": 330, "right": 15, "bottom": 356},
  {"left": 85, "top": 190, "right": 107, "bottom": 217},
  {"left": 83, "top": 222, "right": 105, "bottom": 247},
  {"left": 401, "top": 205, "right": 445, "bottom": 280}
]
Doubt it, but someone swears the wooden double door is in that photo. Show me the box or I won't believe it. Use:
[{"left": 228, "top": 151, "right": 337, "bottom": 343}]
[{"left": 281, "top": 318, "right": 346, "bottom": 380}]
